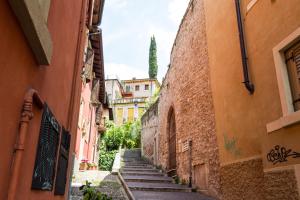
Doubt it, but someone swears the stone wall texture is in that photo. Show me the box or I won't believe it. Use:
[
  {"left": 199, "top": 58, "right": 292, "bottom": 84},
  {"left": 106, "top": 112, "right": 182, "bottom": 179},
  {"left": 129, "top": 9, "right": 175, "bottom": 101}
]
[
  {"left": 264, "top": 168, "right": 300, "bottom": 200},
  {"left": 220, "top": 158, "right": 265, "bottom": 200},
  {"left": 141, "top": 100, "right": 159, "bottom": 164},
  {"left": 157, "top": 0, "right": 221, "bottom": 198}
]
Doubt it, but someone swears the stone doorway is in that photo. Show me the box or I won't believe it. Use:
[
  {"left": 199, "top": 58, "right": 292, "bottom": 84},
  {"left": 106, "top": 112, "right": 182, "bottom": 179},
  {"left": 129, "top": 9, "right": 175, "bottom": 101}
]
[{"left": 168, "top": 108, "right": 176, "bottom": 173}]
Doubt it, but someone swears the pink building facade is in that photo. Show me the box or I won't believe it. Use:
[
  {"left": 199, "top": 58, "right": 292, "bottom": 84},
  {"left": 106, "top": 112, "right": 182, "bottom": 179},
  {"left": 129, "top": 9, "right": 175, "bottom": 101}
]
[{"left": 73, "top": 0, "right": 107, "bottom": 171}]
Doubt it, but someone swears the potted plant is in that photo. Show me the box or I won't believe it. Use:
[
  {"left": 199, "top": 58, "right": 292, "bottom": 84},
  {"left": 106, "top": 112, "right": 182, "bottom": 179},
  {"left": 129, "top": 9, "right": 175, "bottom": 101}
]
[
  {"left": 79, "top": 159, "right": 89, "bottom": 170},
  {"left": 88, "top": 163, "right": 98, "bottom": 170}
]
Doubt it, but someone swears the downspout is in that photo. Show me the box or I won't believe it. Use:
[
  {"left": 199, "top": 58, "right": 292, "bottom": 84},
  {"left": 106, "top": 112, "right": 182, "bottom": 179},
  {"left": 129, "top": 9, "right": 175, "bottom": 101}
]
[
  {"left": 7, "top": 89, "right": 44, "bottom": 200},
  {"left": 234, "top": 0, "right": 255, "bottom": 94},
  {"left": 87, "top": 104, "right": 93, "bottom": 160}
]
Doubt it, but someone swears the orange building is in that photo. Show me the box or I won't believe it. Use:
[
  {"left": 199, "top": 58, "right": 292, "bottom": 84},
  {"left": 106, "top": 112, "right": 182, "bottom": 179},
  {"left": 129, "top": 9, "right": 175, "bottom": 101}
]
[
  {"left": 142, "top": 0, "right": 300, "bottom": 199},
  {"left": 0, "top": 0, "right": 105, "bottom": 199}
]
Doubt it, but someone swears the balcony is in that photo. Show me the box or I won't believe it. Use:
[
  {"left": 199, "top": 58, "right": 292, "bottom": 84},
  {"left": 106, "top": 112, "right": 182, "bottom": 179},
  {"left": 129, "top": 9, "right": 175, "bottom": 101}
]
[{"left": 112, "top": 97, "right": 148, "bottom": 105}]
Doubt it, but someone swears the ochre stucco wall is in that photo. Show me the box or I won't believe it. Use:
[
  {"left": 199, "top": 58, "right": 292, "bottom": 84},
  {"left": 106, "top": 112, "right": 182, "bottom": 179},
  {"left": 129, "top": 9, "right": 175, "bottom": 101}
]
[
  {"left": 203, "top": 0, "right": 300, "bottom": 199},
  {"left": 158, "top": 0, "right": 221, "bottom": 198},
  {"left": 0, "top": 0, "right": 87, "bottom": 199},
  {"left": 204, "top": 0, "right": 300, "bottom": 166}
]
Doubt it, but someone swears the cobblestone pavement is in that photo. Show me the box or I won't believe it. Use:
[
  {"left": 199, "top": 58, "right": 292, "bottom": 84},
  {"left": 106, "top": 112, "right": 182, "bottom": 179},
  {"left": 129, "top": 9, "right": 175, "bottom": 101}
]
[{"left": 70, "top": 170, "right": 128, "bottom": 200}]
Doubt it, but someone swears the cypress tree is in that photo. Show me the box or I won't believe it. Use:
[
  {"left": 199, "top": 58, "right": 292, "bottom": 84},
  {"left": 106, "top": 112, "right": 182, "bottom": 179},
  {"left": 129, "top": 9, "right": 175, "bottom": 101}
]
[{"left": 148, "top": 36, "right": 158, "bottom": 79}]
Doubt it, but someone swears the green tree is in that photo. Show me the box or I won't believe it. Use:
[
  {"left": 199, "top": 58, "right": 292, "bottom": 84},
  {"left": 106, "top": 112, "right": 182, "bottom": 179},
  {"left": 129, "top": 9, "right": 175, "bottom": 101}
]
[{"left": 149, "top": 36, "right": 158, "bottom": 79}]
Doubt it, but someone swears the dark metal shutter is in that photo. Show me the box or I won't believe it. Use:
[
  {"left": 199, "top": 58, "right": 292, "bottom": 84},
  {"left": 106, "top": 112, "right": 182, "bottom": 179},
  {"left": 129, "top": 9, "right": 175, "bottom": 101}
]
[
  {"left": 54, "top": 127, "right": 71, "bottom": 195},
  {"left": 285, "top": 41, "right": 300, "bottom": 111},
  {"left": 32, "top": 104, "right": 60, "bottom": 191},
  {"left": 109, "top": 108, "right": 114, "bottom": 120}
]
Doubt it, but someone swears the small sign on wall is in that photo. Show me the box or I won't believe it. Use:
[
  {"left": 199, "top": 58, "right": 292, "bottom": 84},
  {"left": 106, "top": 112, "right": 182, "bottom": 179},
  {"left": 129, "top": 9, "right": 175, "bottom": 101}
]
[{"left": 182, "top": 140, "right": 189, "bottom": 152}]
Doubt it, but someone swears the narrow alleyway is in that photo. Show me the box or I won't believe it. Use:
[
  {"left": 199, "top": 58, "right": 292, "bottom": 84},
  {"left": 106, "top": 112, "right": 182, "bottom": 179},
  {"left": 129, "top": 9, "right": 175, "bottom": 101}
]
[{"left": 120, "top": 149, "right": 215, "bottom": 200}]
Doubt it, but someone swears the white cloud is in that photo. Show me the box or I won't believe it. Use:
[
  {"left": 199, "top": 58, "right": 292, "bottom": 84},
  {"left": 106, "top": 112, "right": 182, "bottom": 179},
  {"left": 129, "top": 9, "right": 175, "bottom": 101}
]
[
  {"left": 105, "top": 0, "right": 128, "bottom": 9},
  {"left": 103, "top": 31, "right": 128, "bottom": 47},
  {"left": 105, "top": 63, "right": 147, "bottom": 80},
  {"left": 168, "top": 0, "right": 190, "bottom": 25}
]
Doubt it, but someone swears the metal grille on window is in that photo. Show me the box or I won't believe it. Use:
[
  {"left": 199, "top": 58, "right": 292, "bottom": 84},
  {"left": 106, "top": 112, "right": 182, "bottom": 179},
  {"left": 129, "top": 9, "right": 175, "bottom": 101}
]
[
  {"left": 81, "top": 45, "right": 94, "bottom": 83},
  {"left": 285, "top": 41, "right": 300, "bottom": 111},
  {"left": 54, "top": 127, "right": 71, "bottom": 195},
  {"left": 95, "top": 103, "right": 103, "bottom": 125},
  {"left": 32, "top": 104, "right": 60, "bottom": 191},
  {"left": 91, "top": 79, "right": 100, "bottom": 106}
]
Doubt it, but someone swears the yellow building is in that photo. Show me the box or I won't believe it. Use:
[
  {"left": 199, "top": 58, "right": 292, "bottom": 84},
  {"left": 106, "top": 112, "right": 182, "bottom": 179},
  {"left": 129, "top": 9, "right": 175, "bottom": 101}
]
[{"left": 106, "top": 78, "right": 160, "bottom": 125}]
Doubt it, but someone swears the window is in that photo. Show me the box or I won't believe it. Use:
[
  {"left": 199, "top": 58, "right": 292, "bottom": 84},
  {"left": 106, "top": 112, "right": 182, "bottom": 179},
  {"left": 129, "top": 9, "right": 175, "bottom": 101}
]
[
  {"left": 78, "top": 99, "right": 84, "bottom": 128},
  {"left": 266, "top": 27, "right": 300, "bottom": 133},
  {"left": 285, "top": 41, "right": 300, "bottom": 111},
  {"left": 145, "top": 84, "right": 149, "bottom": 90},
  {"left": 126, "top": 85, "right": 131, "bottom": 92},
  {"left": 54, "top": 128, "right": 71, "bottom": 195},
  {"left": 32, "top": 104, "right": 60, "bottom": 191},
  {"left": 135, "top": 85, "right": 140, "bottom": 91},
  {"left": 127, "top": 108, "right": 134, "bottom": 122}
]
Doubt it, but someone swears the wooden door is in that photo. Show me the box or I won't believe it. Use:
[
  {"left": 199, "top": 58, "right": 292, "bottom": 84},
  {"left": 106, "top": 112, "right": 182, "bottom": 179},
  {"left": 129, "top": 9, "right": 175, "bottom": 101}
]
[{"left": 168, "top": 110, "right": 176, "bottom": 170}]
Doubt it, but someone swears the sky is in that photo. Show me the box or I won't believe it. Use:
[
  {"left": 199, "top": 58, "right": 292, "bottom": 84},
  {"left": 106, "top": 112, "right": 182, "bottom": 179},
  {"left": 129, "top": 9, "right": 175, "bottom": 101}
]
[{"left": 101, "top": 0, "right": 190, "bottom": 83}]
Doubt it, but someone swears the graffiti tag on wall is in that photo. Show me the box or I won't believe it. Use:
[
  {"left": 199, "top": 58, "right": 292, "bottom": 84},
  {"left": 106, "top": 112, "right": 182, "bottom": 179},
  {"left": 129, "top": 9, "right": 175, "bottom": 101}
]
[
  {"left": 224, "top": 134, "right": 241, "bottom": 157},
  {"left": 267, "top": 145, "right": 300, "bottom": 165}
]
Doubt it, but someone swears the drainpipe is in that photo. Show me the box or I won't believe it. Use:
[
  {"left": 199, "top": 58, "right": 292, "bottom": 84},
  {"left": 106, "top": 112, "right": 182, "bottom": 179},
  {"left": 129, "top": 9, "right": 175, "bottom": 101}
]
[
  {"left": 7, "top": 89, "right": 44, "bottom": 200},
  {"left": 234, "top": 0, "right": 255, "bottom": 94}
]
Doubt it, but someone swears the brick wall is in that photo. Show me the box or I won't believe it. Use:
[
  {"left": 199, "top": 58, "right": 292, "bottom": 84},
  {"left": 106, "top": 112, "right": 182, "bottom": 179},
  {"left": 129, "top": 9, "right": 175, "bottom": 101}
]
[
  {"left": 157, "top": 0, "right": 221, "bottom": 198},
  {"left": 141, "top": 100, "right": 159, "bottom": 165}
]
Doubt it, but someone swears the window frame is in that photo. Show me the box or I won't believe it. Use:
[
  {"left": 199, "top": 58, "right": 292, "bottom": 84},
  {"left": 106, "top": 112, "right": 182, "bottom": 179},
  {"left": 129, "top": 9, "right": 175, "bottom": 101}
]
[
  {"left": 285, "top": 42, "right": 300, "bottom": 111},
  {"left": 8, "top": 0, "right": 52, "bottom": 65},
  {"left": 267, "top": 27, "right": 300, "bottom": 133},
  {"left": 126, "top": 85, "right": 131, "bottom": 92},
  {"left": 144, "top": 84, "right": 149, "bottom": 91}
]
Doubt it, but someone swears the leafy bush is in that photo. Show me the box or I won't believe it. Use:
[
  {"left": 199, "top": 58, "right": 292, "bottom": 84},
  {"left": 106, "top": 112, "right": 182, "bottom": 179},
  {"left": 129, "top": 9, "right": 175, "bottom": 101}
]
[
  {"left": 98, "top": 142, "right": 117, "bottom": 171},
  {"left": 80, "top": 181, "right": 112, "bottom": 200},
  {"left": 98, "top": 120, "right": 141, "bottom": 170},
  {"left": 103, "top": 125, "right": 123, "bottom": 151},
  {"left": 102, "top": 120, "right": 141, "bottom": 150}
]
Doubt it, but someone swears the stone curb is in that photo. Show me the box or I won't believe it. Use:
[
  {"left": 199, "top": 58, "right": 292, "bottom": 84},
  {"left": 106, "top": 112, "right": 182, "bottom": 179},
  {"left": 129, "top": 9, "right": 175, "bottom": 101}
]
[
  {"left": 112, "top": 151, "right": 121, "bottom": 175},
  {"left": 117, "top": 171, "right": 135, "bottom": 200}
]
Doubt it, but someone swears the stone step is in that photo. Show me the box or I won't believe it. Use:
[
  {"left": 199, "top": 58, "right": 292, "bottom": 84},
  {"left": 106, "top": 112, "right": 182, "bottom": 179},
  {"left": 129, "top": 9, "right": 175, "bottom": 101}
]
[
  {"left": 122, "top": 159, "right": 146, "bottom": 162},
  {"left": 122, "top": 149, "right": 141, "bottom": 159},
  {"left": 121, "top": 168, "right": 158, "bottom": 172},
  {"left": 122, "top": 165, "right": 154, "bottom": 169},
  {"left": 122, "top": 161, "right": 150, "bottom": 165},
  {"left": 122, "top": 171, "right": 165, "bottom": 177},
  {"left": 131, "top": 191, "right": 216, "bottom": 200},
  {"left": 124, "top": 164, "right": 152, "bottom": 167},
  {"left": 123, "top": 175, "right": 172, "bottom": 183},
  {"left": 123, "top": 161, "right": 149, "bottom": 165},
  {"left": 127, "top": 182, "right": 192, "bottom": 192}
]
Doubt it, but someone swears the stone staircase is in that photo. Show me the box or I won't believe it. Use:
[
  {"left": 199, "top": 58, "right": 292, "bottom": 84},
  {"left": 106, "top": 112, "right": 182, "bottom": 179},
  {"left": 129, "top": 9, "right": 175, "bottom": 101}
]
[{"left": 120, "top": 149, "right": 215, "bottom": 200}]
